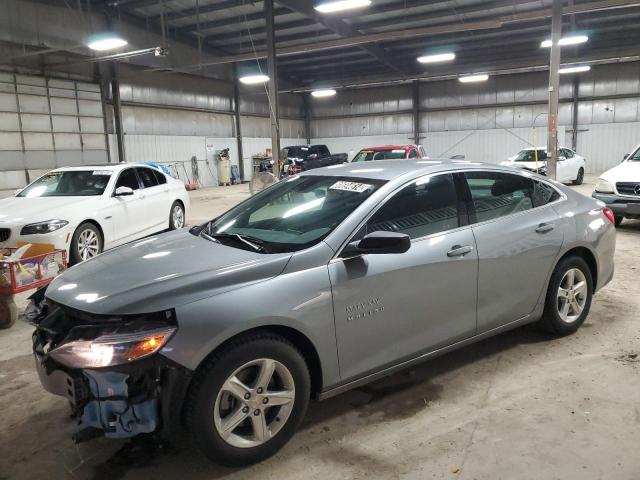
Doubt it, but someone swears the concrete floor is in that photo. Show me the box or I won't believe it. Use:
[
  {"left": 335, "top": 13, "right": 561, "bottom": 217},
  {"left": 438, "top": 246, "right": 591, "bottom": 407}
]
[{"left": 2, "top": 175, "right": 640, "bottom": 480}]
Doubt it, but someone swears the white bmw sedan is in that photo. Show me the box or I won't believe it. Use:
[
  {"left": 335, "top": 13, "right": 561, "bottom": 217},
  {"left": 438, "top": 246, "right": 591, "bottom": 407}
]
[
  {"left": 0, "top": 164, "right": 190, "bottom": 264},
  {"left": 501, "top": 146, "right": 586, "bottom": 185}
]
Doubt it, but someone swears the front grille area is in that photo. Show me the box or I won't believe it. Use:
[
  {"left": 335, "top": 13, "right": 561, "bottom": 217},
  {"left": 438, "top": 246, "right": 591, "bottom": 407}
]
[
  {"left": 0, "top": 228, "right": 10, "bottom": 242},
  {"left": 616, "top": 182, "right": 640, "bottom": 196}
]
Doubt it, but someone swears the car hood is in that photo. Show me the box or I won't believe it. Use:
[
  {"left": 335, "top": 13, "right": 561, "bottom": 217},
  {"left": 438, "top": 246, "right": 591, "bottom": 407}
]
[
  {"left": 0, "top": 196, "right": 99, "bottom": 225},
  {"left": 600, "top": 161, "right": 640, "bottom": 183},
  {"left": 46, "top": 230, "right": 293, "bottom": 315}
]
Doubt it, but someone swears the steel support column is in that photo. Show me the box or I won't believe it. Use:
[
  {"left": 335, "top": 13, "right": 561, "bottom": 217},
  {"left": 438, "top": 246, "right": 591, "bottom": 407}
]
[
  {"left": 265, "top": 0, "right": 281, "bottom": 176},
  {"left": 571, "top": 77, "right": 580, "bottom": 151},
  {"left": 546, "top": 0, "right": 562, "bottom": 180},
  {"left": 110, "top": 63, "right": 125, "bottom": 163},
  {"left": 412, "top": 80, "right": 420, "bottom": 146},
  {"left": 303, "top": 92, "right": 312, "bottom": 144},
  {"left": 232, "top": 63, "right": 245, "bottom": 181}
]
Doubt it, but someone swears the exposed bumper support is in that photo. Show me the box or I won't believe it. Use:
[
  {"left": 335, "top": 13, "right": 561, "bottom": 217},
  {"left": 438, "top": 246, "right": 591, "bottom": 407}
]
[{"left": 592, "top": 192, "right": 640, "bottom": 217}]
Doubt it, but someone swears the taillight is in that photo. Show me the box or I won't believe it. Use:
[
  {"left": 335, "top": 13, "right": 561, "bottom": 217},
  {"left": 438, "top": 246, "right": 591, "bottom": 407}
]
[{"left": 602, "top": 207, "right": 615, "bottom": 224}]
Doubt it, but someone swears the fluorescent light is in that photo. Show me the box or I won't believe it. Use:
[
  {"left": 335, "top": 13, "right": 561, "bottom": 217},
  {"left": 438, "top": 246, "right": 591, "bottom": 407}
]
[
  {"left": 541, "top": 35, "right": 589, "bottom": 48},
  {"left": 417, "top": 52, "right": 455, "bottom": 64},
  {"left": 87, "top": 36, "right": 128, "bottom": 51},
  {"left": 559, "top": 65, "right": 591, "bottom": 74},
  {"left": 311, "top": 88, "right": 336, "bottom": 98},
  {"left": 315, "top": 0, "right": 371, "bottom": 13},
  {"left": 239, "top": 74, "right": 269, "bottom": 85},
  {"left": 459, "top": 73, "right": 489, "bottom": 83}
]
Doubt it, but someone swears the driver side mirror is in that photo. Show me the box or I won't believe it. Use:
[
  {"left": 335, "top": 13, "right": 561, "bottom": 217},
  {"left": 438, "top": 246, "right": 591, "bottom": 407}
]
[
  {"left": 342, "top": 231, "right": 411, "bottom": 257},
  {"left": 114, "top": 186, "right": 134, "bottom": 197}
]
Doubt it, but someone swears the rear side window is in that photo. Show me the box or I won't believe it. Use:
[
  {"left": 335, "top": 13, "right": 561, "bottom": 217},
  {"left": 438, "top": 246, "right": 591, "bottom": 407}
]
[
  {"left": 152, "top": 169, "right": 167, "bottom": 185},
  {"left": 115, "top": 169, "right": 140, "bottom": 191},
  {"left": 137, "top": 168, "right": 159, "bottom": 188},
  {"left": 366, "top": 173, "right": 459, "bottom": 239},
  {"left": 532, "top": 180, "right": 560, "bottom": 207},
  {"left": 465, "top": 172, "right": 534, "bottom": 223},
  {"left": 408, "top": 149, "right": 418, "bottom": 158}
]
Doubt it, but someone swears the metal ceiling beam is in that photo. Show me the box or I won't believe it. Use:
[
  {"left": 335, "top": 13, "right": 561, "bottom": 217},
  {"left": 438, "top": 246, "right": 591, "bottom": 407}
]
[
  {"left": 176, "top": 7, "right": 290, "bottom": 34},
  {"left": 205, "top": 18, "right": 317, "bottom": 45}
]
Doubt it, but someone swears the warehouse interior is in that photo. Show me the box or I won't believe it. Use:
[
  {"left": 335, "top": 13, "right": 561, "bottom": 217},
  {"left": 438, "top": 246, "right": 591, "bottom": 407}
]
[{"left": 1, "top": 0, "right": 640, "bottom": 478}]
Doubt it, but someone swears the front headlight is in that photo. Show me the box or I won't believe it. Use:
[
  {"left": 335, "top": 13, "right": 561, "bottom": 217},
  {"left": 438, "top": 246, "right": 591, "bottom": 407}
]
[
  {"left": 49, "top": 327, "right": 176, "bottom": 368},
  {"left": 595, "top": 179, "right": 614, "bottom": 194},
  {"left": 21, "top": 219, "right": 68, "bottom": 235}
]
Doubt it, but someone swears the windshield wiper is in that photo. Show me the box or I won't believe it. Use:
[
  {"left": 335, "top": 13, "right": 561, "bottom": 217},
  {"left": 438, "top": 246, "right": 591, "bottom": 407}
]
[{"left": 202, "top": 232, "right": 270, "bottom": 253}]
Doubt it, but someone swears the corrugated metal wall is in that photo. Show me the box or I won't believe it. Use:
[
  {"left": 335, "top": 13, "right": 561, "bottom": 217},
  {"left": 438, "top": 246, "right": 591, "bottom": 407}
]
[
  {"left": 310, "top": 63, "right": 640, "bottom": 173},
  {"left": 0, "top": 72, "right": 108, "bottom": 195}
]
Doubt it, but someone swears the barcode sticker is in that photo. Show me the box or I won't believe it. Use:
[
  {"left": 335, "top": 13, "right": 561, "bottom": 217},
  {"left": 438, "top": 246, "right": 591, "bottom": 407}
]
[{"left": 330, "top": 181, "right": 372, "bottom": 193}]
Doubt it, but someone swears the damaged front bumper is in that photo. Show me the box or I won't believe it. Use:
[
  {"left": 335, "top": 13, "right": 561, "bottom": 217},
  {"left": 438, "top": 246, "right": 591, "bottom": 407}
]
[{"left": 30, "top": 292, "right": 192, "bottom": 442}]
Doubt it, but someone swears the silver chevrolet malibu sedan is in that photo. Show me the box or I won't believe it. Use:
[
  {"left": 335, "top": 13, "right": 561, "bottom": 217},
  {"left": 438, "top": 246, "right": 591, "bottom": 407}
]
[{"left": 29, "top": 160, "right": 615, "bottom": 465}]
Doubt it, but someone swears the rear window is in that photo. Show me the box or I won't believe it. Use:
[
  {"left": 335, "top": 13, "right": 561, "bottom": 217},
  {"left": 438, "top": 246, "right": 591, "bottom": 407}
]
[{"left": 352, "top": 149, "right": 407, "bottom": 162}]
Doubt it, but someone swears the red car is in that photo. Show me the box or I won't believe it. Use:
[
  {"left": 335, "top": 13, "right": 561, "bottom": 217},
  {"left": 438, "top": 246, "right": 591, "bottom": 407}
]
[{"left": 351, "top": 144, "right": 427, "bottom": 162}]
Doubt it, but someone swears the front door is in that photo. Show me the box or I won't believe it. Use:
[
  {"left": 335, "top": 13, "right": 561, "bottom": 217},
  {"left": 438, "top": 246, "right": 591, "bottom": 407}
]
[
  {"left": 462, "top": 171, "right": 564, "bottom": 333},
  {"left": 105, "top": 167, "right": 147, "bottom": 246},
  {"left": 329, "top": 173, "right": 478, "bottom": 381}
]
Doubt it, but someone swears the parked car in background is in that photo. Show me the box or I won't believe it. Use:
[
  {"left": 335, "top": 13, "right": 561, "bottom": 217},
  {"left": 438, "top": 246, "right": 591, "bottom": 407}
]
[
  {"left": 501, "top": 146, "right": 586, "bottom": 185},
  {"left": 31, "top": 160, "right": 614, "bottom": 466},
  {"left": 0, "top": 164, "right": 190, "bottom": 264},
  {"left": 282, "top": 144, "right": 348, "bottom": 175},
  {"left": 351, "top": 144, "right": 427, "bottom": 162},
  {"left": 592, "top": 143, "right": 640, "bottom": 226}
]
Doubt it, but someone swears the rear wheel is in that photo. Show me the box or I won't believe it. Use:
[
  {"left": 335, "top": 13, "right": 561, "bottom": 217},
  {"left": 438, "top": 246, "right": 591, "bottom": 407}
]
[
  {"left": 186, "top": 332, "right": 310, "bottom": 466},
  {"left": 614, "top": 215, "right": 624, "bottom": 227},
  {"left": 69, "top": 222, "right": 103, "bottom": 265},
  {"left": 537, "top": 256, "right": 593, "bottom": 336},
  {"left": 169, "top": 201, "right": 185, "bottom": 230},
  {"left": 572, "top": 167, "right": 584, "bottom": 185}
]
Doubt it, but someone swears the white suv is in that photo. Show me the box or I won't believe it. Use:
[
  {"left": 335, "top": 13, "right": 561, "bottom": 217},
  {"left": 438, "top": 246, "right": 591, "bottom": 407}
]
[{"left": 592, "top": 143, "right": 640, "bottom": 226}]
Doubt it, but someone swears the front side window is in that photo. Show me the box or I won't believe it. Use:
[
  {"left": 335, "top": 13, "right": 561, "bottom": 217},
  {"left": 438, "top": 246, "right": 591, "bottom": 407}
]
[
  {"left": 137, "top": 168, "right": 159, "bottom": 188},
  {"left": 18, "top": 170, "right": 112, "bottom": 198},
  {"left": 465, "top": 172, "right": 534, "bottom": 223},
  {"left": 116, "top": 169, "right": 140, "bottom": 191},
  {"left": 628, "top": 147, "right": 640, "bottom": 161},
  {"left": 366, "top": 173, "right": 459, "bottom": 239},
  {"left": 203, "top": 176, "right": 386, "bottom": 253},
  {"left": 561, "top": 149, "right": 574, "bottom": 159}
]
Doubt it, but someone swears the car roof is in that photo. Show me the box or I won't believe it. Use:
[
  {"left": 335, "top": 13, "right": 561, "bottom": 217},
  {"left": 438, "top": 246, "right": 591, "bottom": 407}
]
[
  {"left": 300, "top": 158, "right": 519, "bottom": 181},
  {"left": 521, "top": 146, "right": 570, "bottom": 151},
  {"left": 51, "top": 163, "right": 154, "bottom": 172},
  {"left": 360, "top": 145, "right": 415, "bottom": 151}
]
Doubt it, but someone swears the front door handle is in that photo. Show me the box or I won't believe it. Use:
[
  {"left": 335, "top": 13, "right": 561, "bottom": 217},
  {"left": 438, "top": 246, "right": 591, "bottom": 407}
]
[
  {"left": 536, "top": 223, "right": 555, "bottom": 233},
  {"left": 447, "top": 245, "right": 473, "bottom": 257}
]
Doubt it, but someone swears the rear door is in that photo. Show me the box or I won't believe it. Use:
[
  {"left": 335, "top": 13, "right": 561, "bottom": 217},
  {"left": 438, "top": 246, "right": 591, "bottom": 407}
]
[
  {"left": 329, "top": 173, "right": 478, "bottom": 381},
  {"left": 135, "top": 167, "right": 169, "bottom": 231},
  {"left": 462, "top": 171, "right": 564, "bottom": 333}
]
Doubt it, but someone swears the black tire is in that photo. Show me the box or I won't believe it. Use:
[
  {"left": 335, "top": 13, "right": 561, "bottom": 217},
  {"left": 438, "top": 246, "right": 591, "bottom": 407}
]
[
  {"left": 69, "top": 222, "right": 103, "bottom": 265},
  {"left": 614, "top": 215, "right": 624, "bottom": 227},
  {"left": 537, "top": 256, "right": 593, "bottom": 336},
  {"left": 169, "top": 201, "right": 185, "bottom": 230},
  {"left": 185, "top": 332, "right": 311, "bottom": 466},
  {"left": 572, "top": 167, "right": 584, "bottom": 185},
  {"left": 0, "top": 297, "right": 17, "bottom": 329}
]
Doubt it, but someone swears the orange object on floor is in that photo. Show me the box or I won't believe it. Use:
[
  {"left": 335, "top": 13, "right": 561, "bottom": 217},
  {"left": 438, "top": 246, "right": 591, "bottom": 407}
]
[{"left": 15, "top": 242, "right": 56, "bottom": 258}]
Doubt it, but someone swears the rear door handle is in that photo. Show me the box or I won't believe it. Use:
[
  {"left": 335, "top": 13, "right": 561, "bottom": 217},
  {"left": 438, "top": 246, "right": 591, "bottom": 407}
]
[
  {"left": 447, "top": 245, "right": 473, "bottom": 257},
  {"left": 536, "top": 223, "right": 555, "bottom": 233}
]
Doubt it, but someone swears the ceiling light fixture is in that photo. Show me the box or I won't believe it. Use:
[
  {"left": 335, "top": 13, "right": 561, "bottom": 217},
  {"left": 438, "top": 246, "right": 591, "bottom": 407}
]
[
  {"left": 311, "top": 88, "right": 337, "bottom": 98},
  {"left": 417, "top": 52, "right": 455, "bottom": 64},
  {"left": 541, "top": 35, "right": 589, "bottom": 48},
  {"left": 87, "top": 35, "right": 128, "bottom": 51},
  {"left": 239, "top": 74, "right": 270, "bottom": 85},
  {"left": 459, "top": 73, "right": 489, "bottom": 83},
  {"left": 315, "top": 0, "right": 371, "bottom": 13},
  {"left": 559, "top": 65, "right": 591, "bottom": 74}
]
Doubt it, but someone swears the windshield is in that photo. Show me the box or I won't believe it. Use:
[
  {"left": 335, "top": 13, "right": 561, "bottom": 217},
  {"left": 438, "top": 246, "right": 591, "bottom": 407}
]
[
  {"left": 628, "top": 147, "right": 640, "bottom": 161},
  {"left": 352, "top": 149, "right": 406, "bottom": 162},
  {"left": 202, "top": 175, "right": 386, "bottom": 253},
  {"left": 283, "top": 146, "right": 310, "bottom": 160},
  {"left": 17, "top": 170, "right": 112, "bottom": 197},
  {"left": 514, "top": 149, "right": 548, "bottom": 162}
]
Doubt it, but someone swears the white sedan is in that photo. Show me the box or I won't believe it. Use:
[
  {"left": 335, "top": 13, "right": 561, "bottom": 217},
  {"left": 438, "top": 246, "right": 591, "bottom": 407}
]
[
  {"left": 0, "top": 164, "right": 190, "bottom": 264},
  {"left": 501, "top": 146, "right": 586, "bottom": 184}
]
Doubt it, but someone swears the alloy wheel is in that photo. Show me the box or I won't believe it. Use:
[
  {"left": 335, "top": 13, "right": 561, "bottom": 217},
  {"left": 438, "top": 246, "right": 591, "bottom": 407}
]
[
  {"left": 213, "top": 358, "right": 295, "bottom": 449},
  {"left": 172, "top": 205, "right": 185, "bottom": 228},
  {"left": 77, "top": 229, "right": 100, "bottom": 260},
  {"left": 557, "top": 268, "right": 588, "bottom": 323}
]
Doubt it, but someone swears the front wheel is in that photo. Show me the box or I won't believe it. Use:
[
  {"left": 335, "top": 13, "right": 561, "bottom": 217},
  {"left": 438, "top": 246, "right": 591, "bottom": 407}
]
[
  {"left": 185, "top": 332, "right": 310, "bottom": 466},
  {"left": 572, "top": 167, "right": 584, "bottom": 185},
  {"left": 169, "top": 201, "right": 185, "bottom": 230},
  {"left": 69, "top": 222, "right": 103, "bottom": 265},
  {"left": 537, "top": 256, "right": 593, "bottom": 336}
]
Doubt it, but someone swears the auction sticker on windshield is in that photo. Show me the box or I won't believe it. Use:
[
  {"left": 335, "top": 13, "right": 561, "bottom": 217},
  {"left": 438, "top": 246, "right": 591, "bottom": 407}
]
[{"left": 330, "top": 181, "right": 372, "bottom": 193}]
